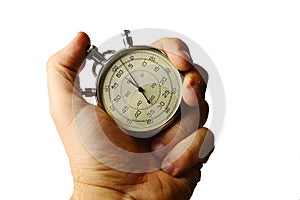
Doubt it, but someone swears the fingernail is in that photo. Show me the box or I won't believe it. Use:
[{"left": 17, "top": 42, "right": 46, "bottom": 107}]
[{"left": 163, "top": 162, "right": 174, "bottom": 175}]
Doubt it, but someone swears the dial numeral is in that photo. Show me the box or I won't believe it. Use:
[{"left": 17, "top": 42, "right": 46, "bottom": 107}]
[
  {"left": 124, "top": 91, "right": 131, "bottom": 97},
  {"left": 142, "top": 61, "right": 147, "bottom": 67},
  {"left": 110, "top": 105, "right": 115, "bottom": 112},
  {"left": 165, "top": 107, "right": 170, "bottom": 114},
  {"left": 171, "top": 88, "right": 177, "bottom": 94},
  {"left": 149, "top": 95, "right": 156, "bottom": 103},
  {"left": 149, "top": 56, "right": 155, "bottom": 61},
  {"left": 104, "top": 85, "right": 109, "bottom": 92},
  {"left": 112, "top": 65, "right": 118, "bottom": 72},
  {"left": 151, "top": 83, "right": 157, "bottom": 89},
  {"left": 116, "top": 69, "right": 124, "bottom": 78},
  {"left": 157, "top": 101, "right": 165, "bottom": 110},
  {"left": 147, "top": 119, "right": 153, "bottom": 124},
  {"left": 147, "top": 109, "right": 155, "bottom": 118},
  {"left": 126, "top": 119, "right": 132, "bottom": 124},
  {"left": 122, "top": 106, "right": 129, "bottom": 113},
  {"left": 162, "top": 90, "right": 170, "bottom": 98},
  {"left": 111, "top": 82, "right": 119, "bottom": 90},
  {"left": 159, "top": 77, "right": 167, "bottom": 85},
  {"left": 135, "top": 110, "right": 141, "bottom": 118},
  {"left": 113, "top": 95, "right": 121, "bottom": 102},
  {"left": 137, "top": 100, "right": 142, "bottom": 107}
]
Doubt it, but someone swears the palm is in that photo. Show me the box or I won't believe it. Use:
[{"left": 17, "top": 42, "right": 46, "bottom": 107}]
[
  {"left": 132, "top": 170, "right": 199, "bottom": 200},
  {"left": 65, "top": 101, "right": 200, "bottom": 200}
]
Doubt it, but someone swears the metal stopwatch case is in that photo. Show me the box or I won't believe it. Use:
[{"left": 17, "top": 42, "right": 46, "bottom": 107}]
[{"left": 82, "top": 30, "right": 182, "bottom": 138}]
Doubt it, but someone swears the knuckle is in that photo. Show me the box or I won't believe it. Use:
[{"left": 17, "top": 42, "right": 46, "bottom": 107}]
[
  {"left": 171, "top": 38, "right": 189, "bottom": 51},
  {"left": 160, "top": 38, "right": 189, "bottom": 51}
]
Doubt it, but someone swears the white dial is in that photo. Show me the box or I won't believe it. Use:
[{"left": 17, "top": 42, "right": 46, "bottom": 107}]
[{"left": 97, "top": 47, "right": 182, "bottom": 136}]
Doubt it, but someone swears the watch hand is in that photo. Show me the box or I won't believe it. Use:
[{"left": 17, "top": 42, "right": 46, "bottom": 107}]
[
  {"left": 120, "top": 60, "right": 150, "bottom": 104},
  {"left": 125, "top": 77, "right": 150, "bottom": 103},
  {"left": 120, "top": 59, "right": 140, "bottom": 87},
  {"left": 127, "top": 77, "right": 150, "bottom": 104},
  {"left": 140, "top": 90, "right": 151, "bottom": 104},
  {"left": 125, "top": 77, "right": 140, "bottom": 89}
]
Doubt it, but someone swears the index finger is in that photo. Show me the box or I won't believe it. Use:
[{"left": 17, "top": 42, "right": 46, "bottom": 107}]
[{"left": 151, "top": 38, "right": 193, "bottom": 71}]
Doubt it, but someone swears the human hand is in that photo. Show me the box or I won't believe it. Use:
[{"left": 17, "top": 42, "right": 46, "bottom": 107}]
[{"left": 47, "top": 32, "right": 214, "bottom": 200}]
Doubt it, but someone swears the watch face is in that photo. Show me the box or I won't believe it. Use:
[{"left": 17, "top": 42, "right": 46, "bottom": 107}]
[{"left": 97, "top": 47, "right": 182, "bottom": 136}]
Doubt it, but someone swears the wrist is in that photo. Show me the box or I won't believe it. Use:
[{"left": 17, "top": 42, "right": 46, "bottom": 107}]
[{"left": 71, "top": 182, "right": 133, "bottom": 200}]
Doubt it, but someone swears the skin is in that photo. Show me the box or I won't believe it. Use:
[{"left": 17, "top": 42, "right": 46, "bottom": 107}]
[{"left": 47, "top": 32, "right": 214, "bottom": 200}]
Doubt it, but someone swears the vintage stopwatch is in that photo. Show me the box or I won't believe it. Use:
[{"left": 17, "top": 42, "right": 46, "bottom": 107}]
[{"left": 82, "top": 30, "right": 182, "bottom": 138}]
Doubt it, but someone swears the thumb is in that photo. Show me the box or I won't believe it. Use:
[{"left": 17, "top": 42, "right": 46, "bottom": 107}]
[{"left": 47, "top": 32, "right": 90, "bottom": 124}]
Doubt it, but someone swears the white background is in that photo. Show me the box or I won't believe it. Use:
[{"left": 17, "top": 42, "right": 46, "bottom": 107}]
[{"left": 0, "top": 0, "right": 299, "bottom": 199}]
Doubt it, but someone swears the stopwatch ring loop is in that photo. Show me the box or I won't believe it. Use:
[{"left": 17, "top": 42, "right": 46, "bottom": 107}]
[{"left": 92, "top": 62, "right": 99, "bottom": 78}]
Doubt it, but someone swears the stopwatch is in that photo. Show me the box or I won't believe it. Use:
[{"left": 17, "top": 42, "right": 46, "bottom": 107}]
[{"left": 82, "top": 30, "right": 182, "bottom": 138}]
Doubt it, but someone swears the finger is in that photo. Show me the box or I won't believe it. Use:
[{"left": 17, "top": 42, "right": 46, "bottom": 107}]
[
  {"left": 151, "top": 101, "right": 209, "bottom": 158},
  {"left": 182, "top": 64, "right": 208, "bottom": 106},
  {"left": 48, "top": 32, "right": 90, "bottom": 73},
  {"left": 161, "top": 128, "right": 214, "bottom": 177},
  {"left": 169, "top": 168, "right": 201, "bottom": 199},
  {"left": 47, "top": 32, "right": 90, "bottom": 124},
  {"left": 151, "top": 38, "right": 193, "bottom": 71},
  {"left": 152, "top": 38, "right": 209, "bottom": 108},
  {"left": 177, "top": 164, "right": 202, "bottom": 194}
]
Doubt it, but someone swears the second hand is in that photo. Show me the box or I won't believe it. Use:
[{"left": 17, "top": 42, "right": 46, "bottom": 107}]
[
  {"left": 120, "top": 59, "right": 139, "bottom": 87},
  {"left": 120, "top": 60, "right": 151, "bottom": 104}
]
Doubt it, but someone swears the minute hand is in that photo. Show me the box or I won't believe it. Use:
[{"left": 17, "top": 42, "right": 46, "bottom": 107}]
[{"left": 140, "top": 88, "right": 150, "bottom": 104}]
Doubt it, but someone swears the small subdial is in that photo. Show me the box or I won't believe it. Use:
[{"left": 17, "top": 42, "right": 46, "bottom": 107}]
[{"left": 128, "top": 84, "right": 174, "bottom": 123}]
